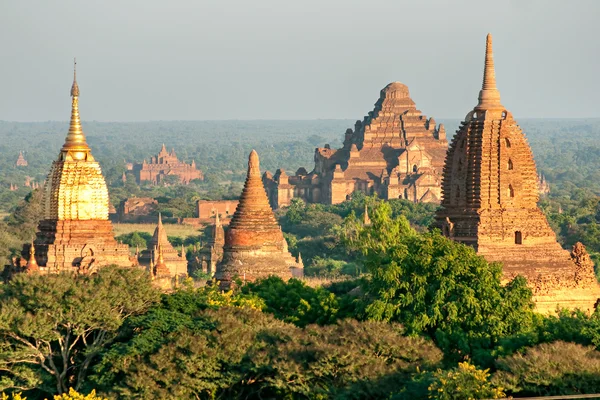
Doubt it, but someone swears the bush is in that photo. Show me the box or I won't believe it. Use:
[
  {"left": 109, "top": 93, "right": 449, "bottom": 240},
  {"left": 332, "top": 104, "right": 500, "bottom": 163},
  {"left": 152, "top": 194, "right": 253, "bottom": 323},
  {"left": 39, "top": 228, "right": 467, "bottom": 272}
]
[
  {"left": 429, "top": 362, "right": 505, "bottom": 400},
  {"left": 493, "top": 341, "right": 600, "bottom": 396}
]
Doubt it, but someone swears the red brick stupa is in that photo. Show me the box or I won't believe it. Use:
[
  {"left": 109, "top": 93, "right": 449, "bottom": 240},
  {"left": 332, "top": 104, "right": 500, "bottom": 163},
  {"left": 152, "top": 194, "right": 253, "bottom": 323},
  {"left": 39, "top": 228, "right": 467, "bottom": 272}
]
[{"left": 215, "top": 150, "right": 303, "bottom": 287}]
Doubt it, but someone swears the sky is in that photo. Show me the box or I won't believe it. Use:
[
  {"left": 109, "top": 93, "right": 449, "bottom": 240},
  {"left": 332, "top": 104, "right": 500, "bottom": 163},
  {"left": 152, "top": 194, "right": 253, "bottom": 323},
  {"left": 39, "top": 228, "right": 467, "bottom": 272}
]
[{"left": 0, "top": 0, "right": 598, "bottom": 121}]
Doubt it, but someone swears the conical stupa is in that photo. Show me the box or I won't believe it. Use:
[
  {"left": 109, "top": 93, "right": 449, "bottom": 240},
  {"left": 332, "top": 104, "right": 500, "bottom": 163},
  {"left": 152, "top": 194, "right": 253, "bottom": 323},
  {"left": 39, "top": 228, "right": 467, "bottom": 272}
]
[
  {"left": 29, "top": 61, "right": 133, "bottom": 273},
  {"left": 215, "top": 150, "right": 303, "bottom": 287},
  {"left": 435, "top": 35, "right": 600, "bottom": 312}
]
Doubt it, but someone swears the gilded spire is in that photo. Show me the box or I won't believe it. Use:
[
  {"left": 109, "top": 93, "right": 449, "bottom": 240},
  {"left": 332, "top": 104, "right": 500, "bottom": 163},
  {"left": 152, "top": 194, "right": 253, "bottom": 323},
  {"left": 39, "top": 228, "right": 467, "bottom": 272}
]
[
  {"left": 215, "top": 211, "right": 221, "bottom": 227},
  {"left": 25, "top": 241, "right": 39, "bottom": 273},
  {"left": 476, "top": 34, "right": 503, "bottom": 110},
  {"left": 71, "top": 58, "right": 80, "bottom": 97},
  {"left": 62, "top": 58, "right": 91, "bottom": 159}
]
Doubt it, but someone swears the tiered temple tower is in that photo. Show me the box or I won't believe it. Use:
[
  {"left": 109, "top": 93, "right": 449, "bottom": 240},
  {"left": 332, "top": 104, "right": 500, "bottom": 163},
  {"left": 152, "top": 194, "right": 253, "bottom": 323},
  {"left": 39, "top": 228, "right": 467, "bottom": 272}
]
[
  {"left": 132, "top": 144, "right": 203, "bottom": 185},
  {"left": 15, "top": 151, "right": 28, "bottom": 167},
  {"left": 216, "top": 150, "right": 303, "bottom": 287},
  {"left": 27, "top": 62, "right": 133, "bottom": 273},
  {"left": 139, "top": 213, "right": 188, "bottom": 278},
  {"left": 263, "top": 82, "right": 448, "bottom": 208},
  {"left": 435, "top": 35, "right": 600, "bottom": 312}
]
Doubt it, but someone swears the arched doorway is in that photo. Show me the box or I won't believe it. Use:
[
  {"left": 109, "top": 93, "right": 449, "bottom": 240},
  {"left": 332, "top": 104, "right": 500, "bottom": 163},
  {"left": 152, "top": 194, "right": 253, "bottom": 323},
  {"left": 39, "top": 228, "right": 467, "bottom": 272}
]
[{"left": 515, "top": 231, "right": 522, "bottom": 245}]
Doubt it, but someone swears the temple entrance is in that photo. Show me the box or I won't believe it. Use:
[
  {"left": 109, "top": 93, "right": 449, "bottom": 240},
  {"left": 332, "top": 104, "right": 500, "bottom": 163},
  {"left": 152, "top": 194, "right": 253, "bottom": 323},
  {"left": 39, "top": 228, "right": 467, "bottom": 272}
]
[{"left": 515, "top": 231, "right": 522, "bottom": 245}]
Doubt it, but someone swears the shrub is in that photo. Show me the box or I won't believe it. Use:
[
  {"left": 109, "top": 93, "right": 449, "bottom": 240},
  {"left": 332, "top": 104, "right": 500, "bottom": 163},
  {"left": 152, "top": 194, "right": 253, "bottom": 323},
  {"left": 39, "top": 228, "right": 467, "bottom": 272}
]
[
  {"left": 428, "top": 362, "right": 505, "bottom": 400},
  {"left": 493, "top": 341, "right": 600, "bottom": 396}
]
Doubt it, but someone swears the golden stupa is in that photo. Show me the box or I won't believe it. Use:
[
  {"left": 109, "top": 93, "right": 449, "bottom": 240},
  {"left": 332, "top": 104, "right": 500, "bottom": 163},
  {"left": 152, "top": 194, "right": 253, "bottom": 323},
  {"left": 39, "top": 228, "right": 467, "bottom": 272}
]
[{"left": 27, "top": 61, "right": 134, "bottom": 273}]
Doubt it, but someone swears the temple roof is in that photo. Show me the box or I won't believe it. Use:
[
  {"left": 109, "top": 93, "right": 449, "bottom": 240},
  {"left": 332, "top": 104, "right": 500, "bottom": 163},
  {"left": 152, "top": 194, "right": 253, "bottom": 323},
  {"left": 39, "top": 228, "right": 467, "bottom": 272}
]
[
  {"left": 150, "top": 213, "right": 170, "bottom": 249},
  {"left": 227, "top": 150, "right": 281, "bottom": 236}
]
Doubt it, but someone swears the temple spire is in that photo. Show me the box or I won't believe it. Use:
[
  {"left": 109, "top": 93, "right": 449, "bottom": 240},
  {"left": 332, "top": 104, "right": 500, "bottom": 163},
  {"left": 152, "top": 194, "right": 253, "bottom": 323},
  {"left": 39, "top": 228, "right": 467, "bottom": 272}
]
[
  {"left": 363, "top": 203, "right": 371, "bottom": 225},
  {"left": 476, "top": 34, "right": 503, "bottom": 110},
  {"left": 248, "top": 150, "right": 260, "bottom": 178},
  {"left": 62, "top": 58, "right": 91, "bottom": 158},
  {"left": 154, "top": 243, "right": 170, "bottom": 277},
  {"left": 25, "top": 241, "right": 39, "bottom": 273}
]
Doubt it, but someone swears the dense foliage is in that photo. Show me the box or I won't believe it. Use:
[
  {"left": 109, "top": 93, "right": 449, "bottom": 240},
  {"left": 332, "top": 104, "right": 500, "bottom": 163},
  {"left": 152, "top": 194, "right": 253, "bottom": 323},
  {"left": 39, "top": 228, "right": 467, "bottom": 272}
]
[
  {"left": 0, "top": 120, "right": 600, "bottom": 397},
  {"left": 0, "top": 268, "right": 159, "bottom": 396}
]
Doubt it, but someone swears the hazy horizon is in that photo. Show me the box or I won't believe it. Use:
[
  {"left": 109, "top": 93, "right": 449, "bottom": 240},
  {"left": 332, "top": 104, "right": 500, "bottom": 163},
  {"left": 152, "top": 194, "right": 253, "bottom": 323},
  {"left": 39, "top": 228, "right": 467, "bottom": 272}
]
[{"left": 1, "top": 0, "right": 598, "bottom": 122}]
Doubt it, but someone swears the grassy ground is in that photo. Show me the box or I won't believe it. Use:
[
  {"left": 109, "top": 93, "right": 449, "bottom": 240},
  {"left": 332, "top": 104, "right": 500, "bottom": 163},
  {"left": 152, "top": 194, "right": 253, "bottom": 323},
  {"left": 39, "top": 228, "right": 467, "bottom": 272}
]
[{"left": 112, "top": 223, "right": 202, "bottom": 238}]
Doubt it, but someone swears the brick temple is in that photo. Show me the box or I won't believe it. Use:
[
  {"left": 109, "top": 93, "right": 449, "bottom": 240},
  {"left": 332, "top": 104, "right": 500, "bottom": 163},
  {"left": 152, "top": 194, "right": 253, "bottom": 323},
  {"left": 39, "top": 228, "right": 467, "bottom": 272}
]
[
  {"left": 139, "top": 213, "right": 188, "bottom": 281},
  {"left": 132, "top": 144, "right": 203, "bottom": 185},
  {"left": 263, "top": 82, "right": 448, "bottom": 209},
  {"left": 435, "top": 34, "right": 600, "bottom": 313},
  {"left": 23, "top": 63, "right": 134, "bottom": 273},
  {"left": 15, "top": 151, "right": 27, "bottom": 167},
  {"left": 215, "top": 150, "right": 303, "bottom": 287}
]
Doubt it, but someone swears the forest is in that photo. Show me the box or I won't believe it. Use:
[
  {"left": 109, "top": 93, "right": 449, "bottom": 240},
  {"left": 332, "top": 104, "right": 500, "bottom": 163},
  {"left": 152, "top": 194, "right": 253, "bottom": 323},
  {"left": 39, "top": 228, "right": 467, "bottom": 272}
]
[{"left": 0, "top": 118, "right": 599, "bottom": 398}]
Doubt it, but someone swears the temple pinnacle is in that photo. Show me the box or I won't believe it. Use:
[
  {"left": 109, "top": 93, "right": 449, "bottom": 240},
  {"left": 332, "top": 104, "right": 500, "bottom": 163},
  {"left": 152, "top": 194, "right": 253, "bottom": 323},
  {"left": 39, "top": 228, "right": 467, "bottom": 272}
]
[
  {"left": 25, "top": 241, "right": 39, "bottom": 273},
  {"left": 476, "top": 33, "right": 503, "bottom": 110},
  {"left": 71, "top": 58, "right": 79, "bottom": 97},
  {"left": 248, "top": 149, "right": 260, "bottom": 177},
  {"left": 61, "top": 59, "right": 91, "bottom": 159}
]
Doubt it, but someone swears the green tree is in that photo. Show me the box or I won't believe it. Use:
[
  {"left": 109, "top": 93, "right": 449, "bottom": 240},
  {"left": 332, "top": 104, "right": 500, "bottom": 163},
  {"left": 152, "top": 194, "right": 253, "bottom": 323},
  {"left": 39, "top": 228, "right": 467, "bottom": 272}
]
[
  {"left": 285, "top": 198, "right": 306, "bottom": 224},
  {"left": 493, "top": 341, "right": 600, "bottom": 396},
  {"left": 93, "top": 305, "right": 442, "bottom": 399},
  {"left": 0, "top": 267, "right": 160, "bottom": 396},
  {"left": 242, "top": 276, "right": 339, "bottom": 327},
  {"left": 340, "top": 202, "right": 535, "bottom": 359}
]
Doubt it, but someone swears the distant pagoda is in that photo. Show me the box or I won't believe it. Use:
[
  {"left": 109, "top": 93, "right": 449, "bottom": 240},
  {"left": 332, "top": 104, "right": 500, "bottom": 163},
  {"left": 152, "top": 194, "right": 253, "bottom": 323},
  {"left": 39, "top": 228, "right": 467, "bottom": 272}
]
[
  {"left": 139, "top": 213, "right": 188, "bottom": 278},
  {"left": 435, "top": 35, "right": 600, "bottom": 312},
  {"left": 15, "top": 151, "right": 28, "bottom": 167},
  {"left": 25, "top": 61, "right": 134, "bottom": 273},
  {"left": 263, "top": 82, "right": 448, "bottom": 208},
  {"left": 216, "top": 150, "right": 303, "bottom": 287},
  {"left": 133, "top": 144, "right": 203, "bottom": 185}
]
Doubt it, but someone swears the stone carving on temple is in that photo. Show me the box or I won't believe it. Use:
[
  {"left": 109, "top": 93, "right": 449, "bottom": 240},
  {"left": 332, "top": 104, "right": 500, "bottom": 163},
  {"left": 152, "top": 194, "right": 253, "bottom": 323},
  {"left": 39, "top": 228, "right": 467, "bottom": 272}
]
[
  {"left": 19, "top": 62, "right": 135, "bottom": 274},
  {"left": 434, "top": 34, "right": 600, "bottom": 313},
  {"left": 215, "top": 150, "right": 303, "bottom": 288},
  {"left": 132, "top": 144, "right": 203, "bottom": 185},
  {"left": 263, "top": 82, "right": 448, "bottom": 209},
  {"left": 15, "top": 151, "right": 28, "bottom": 167}
]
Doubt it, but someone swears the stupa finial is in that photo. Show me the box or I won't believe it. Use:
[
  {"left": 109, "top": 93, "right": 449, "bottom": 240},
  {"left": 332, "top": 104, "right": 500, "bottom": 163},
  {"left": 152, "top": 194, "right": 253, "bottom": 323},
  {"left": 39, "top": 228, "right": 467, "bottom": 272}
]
[
  {"left": 62, "top": 58, "right": 90, "bottom": 159},
  {"left": 476, "top": 34, "right": 503, "bottom": 110},
  {"left": 248, "top": 150, "right": 260, "bottom": 177}
]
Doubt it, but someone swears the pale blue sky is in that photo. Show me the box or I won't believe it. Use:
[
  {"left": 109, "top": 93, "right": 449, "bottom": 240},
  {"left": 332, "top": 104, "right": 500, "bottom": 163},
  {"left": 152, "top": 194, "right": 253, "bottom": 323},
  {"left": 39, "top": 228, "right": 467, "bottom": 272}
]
[{"left": 0, "top": 0, "right": 598, "bottom": 121}]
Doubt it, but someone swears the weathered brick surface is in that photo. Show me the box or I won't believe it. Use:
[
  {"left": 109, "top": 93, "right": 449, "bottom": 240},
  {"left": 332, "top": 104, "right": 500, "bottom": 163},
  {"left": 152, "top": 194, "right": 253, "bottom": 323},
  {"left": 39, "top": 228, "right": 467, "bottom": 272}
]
[
  {"left": 435, "top": 34, "right": 600, "bottom": 313},
  {"left": 216, "top": 151, "right": 303, "bottom": 286}
]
